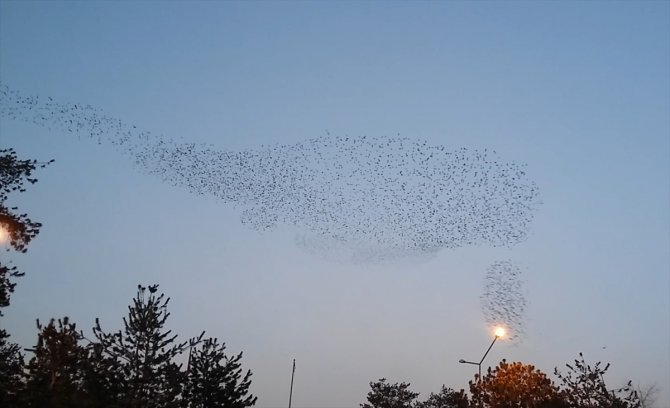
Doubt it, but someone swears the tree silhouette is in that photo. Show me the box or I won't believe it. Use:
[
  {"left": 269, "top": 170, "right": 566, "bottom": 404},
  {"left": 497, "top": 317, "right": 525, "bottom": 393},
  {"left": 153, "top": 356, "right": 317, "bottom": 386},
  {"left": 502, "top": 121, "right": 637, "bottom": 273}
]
[
  {"left": 361, "top": 378, "right": 419, "bottom": 408},
  {"left": 554, "top": 353, "right": 640, "bottom": 408},
  {"left": 416, "top": 386, "right": 468, "bottom": 408},
  {"left": 0, "top": 263, "right": 22, "bottom": 314},
  {"left": 22, "top": 317, "right": 90, "bottom": 408},
  {"left": 0, "top": 331, "right": 23, "bottom": 408},
  {"left": 182, "top": 337, "right": 257, "bottom": 408},
  {"left": 469, "top": 360, "right": 565, "bottom": 408},
  {"left": 0, "top": 148, "right": 53, "bottom": 254},
  {"left": 84, "top": 284, "right": 258, "bottom": 407},
  {"left": 92, "top": 284, "right": 189, "bottom": 408},
  {"left": 0, "top": 148, "right": 51, "bottom": 406}
]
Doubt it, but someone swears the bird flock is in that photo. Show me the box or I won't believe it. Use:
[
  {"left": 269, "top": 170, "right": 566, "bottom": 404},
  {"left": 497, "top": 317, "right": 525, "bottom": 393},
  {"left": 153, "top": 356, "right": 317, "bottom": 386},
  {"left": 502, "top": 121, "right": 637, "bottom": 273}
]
[
  {"left": 0, "top": 85, "right": 539, "bottom": 261},
  {"left": 2, "top": 84, "right": 534, "bottom": 338},
  {"left": 481, "top": 260, "right": 527, "bottom": 343}
]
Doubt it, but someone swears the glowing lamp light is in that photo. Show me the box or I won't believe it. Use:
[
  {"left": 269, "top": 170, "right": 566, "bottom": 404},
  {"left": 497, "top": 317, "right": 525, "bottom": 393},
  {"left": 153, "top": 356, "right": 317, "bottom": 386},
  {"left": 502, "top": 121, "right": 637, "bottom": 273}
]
[
  {"left": 0, "top": 227, "right": 7, "bottom": 244},
  {"left": 459, "top": 326, "right": 506, "bottom": 382}
]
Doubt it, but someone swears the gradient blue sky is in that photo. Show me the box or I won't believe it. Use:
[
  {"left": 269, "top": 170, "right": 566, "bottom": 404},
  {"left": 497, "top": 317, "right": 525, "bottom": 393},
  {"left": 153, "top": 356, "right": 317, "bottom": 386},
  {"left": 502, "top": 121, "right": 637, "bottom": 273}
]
[{"left": 1, "top": 1, "right": 669, "bottom": 407}]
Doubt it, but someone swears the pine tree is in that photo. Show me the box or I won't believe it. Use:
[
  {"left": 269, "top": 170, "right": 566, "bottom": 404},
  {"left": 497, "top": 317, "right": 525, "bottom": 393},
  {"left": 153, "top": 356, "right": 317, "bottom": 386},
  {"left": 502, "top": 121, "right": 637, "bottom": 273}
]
[
  {"left": 0, "top": 328, "right": 24, "bottom": 408},
  {"left": 23, "top": 317, "right": 89, "bottom": 408},
  {"left": 361, "top": 378, "right": 419, "bottom": 408},
  {"left": 93, "top": 284, "right": 188, "bottom": 408},
  {"left": 183, "top": 337, "right": 257, "bottom": 408},
  {"left": 0, "top": 148, "right": 52, "bottom": 406},
  {"left": 416, "top": 386, "right": 468, "bottom": 408}
]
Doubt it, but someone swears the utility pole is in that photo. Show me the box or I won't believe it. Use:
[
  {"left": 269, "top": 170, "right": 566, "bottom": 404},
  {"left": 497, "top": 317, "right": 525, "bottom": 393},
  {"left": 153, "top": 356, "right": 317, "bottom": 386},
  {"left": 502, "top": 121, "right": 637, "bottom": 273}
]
[{"left": 288, "top": 359, "right": 296, "bottom": 408}]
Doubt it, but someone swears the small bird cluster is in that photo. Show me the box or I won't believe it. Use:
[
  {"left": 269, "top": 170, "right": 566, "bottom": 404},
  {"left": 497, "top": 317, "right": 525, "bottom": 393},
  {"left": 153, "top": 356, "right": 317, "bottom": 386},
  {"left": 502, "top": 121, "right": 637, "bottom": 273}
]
[
  {"left": 1, "top": 85, "right": 540, "bottom": 261},
  {"left": 480, "top": 260, "right": 527, "bottom": 342}
]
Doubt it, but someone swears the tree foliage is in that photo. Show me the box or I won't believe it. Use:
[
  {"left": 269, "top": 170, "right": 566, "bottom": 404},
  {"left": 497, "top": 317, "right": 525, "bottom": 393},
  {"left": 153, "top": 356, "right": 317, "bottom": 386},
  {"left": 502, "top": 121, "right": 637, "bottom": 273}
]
[
  {"left": 361, "top": 378, "right": 420, "bottom": 408},
  {"left": 92, "top": 284, "right": 189, "bottom": 408},
  {"left": 22, "top": 317, "right": 90, "bottom": 408},
  {"left": 0, "top": 328, "right": 24, "bottom": 408},
  {"left": 183, "top": 337, "right": 258, "bottom": 408},
  {"left": 469, "top": 360, "right": 564, "bottom": 408},
  {"left": 417, "top": 386, "right": 469, "bottom": 408},
  {"left": 0, "top": 148, "right": 52, "bottom": 312},
  {"left": 0, "top": 263, "right": 23, "bottom": 313},
  {"left": 5, "top": 284, "right": 258, "bottom": 408},
  {"left": 0, "top": 148, "right": 51, "bottom": 405},
  {"left": 554, "top": 353, "right": 640, "bottom": 408},
  {"left": 0, "top": 148, "right": 53, "bottom": 253}
]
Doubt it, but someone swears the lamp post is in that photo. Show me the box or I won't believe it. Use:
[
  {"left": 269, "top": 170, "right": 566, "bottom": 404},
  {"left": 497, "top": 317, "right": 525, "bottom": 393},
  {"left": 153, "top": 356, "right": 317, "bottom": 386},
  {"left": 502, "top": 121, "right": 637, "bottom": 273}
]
[
  {"left": 288, "top": 359, "right": 295, "bottom": 408},
  {"left": 459, "top": 326, "right": 505, "bottom": 381}
]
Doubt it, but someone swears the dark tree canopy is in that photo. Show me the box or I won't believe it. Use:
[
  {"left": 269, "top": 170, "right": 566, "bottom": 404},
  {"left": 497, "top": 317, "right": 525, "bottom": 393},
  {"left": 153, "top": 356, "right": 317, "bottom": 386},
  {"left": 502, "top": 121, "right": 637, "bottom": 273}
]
[
  {"left": 183, "top": 338, "right": 258, "bottom": 408},
  {"left": 468, "top": 360, "right": 564, "bottom": 408},
  {"left": 554, "top": 353, "right": 640, "bottom": 408},
  {"left": 0, "top": 148, "right": 52, "bottom": 406},
  {"left": 1, "top": 283, "right": 257, "bottom": 408},
  {"left": 0, "top": 148, "right": 52, "bottom": 313},
  {"left": 417, "top": 386, "right": 469, "bottom": 408},
  {"left": 92, "top": 284, "right": 191, "bottom": 408},
  {"left": 22, "top": 317, "right": 90, "bottom": 408},
  {"left": 0, "top": 148, "right": 53, "bottom": 253},
  {"left": 0, "top": 329, "right": 23, "bottom": 408},
  {"left": 360, "top": 358, "right": 647, "bottom": 408},
  {"left": 361, "top": 378, "right": 419, "bottom": 408},
  {"left": 0, "top": 263, "right": 22, "bottom": 313}
]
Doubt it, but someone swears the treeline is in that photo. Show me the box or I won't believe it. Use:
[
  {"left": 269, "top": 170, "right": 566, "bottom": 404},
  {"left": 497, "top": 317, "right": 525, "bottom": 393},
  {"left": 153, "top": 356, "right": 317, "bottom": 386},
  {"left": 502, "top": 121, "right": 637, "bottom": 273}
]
[
  {"left": 1, "top": 284, "right": 257, "bottom": 408},
  {"left": 361, "top": 357, "right": 643, "bottom": 408}
]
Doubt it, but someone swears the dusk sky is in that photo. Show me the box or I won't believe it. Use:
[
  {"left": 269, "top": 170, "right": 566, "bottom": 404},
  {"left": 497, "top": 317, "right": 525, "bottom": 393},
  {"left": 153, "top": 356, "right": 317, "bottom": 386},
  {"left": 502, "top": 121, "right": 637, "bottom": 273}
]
[{"left": 1, "top": 1, "right": 668, "bottom": 407}]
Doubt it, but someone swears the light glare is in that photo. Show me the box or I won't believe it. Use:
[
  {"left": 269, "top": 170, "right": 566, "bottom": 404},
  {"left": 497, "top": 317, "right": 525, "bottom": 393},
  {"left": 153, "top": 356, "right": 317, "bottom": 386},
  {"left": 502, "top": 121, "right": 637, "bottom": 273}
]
[{"left": 494, "top": 326, "right": 506, "bottom": 338}]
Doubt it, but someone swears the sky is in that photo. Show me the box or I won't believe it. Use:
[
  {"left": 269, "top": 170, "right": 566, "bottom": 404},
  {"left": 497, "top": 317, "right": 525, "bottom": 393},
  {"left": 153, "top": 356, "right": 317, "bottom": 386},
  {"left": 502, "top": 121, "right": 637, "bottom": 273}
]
[{"left": 1, "top": 1, "right": 669, "bottom": 407}]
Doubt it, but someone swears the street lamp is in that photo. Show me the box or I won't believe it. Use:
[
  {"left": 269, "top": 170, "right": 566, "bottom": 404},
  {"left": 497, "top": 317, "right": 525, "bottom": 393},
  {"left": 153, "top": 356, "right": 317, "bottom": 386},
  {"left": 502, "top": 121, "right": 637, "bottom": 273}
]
[{"left": 458, "top": 326, "right": 505, "bottom": 381}]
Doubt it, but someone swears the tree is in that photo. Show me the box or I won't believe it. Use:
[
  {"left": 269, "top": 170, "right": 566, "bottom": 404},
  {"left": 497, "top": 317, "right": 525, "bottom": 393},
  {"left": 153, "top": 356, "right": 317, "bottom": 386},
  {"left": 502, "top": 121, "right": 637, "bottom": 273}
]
[
  {"left": 0, "top": 148, "right": 52, "bottom": 406},
  {"left": 2, "top": 279, "right": 259, "bottom": 407},
  {"left": 0, "top": 331, "right": 23, "bottom": 408},
  {"left": 79, "top": 339, "right": 124, "bottom": 408},
  {"left": 0, "top": 263, "right": 22, "bottom": 313},
  {"left": 92, "top": 284, "right": 188, "bottom": 408},
  {"left": 554, "top": 353, "right": 640, "bottom": 408},
  {"left": 469, "top": 360, "right": 565, "bottom": 408},
  {"left": 22, "top": 317, "right": 90, "bottom": 408},
  {"left": 0, "top": 148, "right": 52, "bottom": 310},
  {"left": 416, "top": 386, "right": 468, "bottom": 408},
  {"left": 0, "top": 148, "right": 53, "bottom": 253},
  {"left": 182, "top": 337, "right": 257, "bottom": 408},
  {"left": 361, "top": 378, "right": 419, "bottom": 408},
  {"left": 0, "top": 264, "right": 26, "bottom": 407}
]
